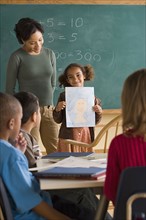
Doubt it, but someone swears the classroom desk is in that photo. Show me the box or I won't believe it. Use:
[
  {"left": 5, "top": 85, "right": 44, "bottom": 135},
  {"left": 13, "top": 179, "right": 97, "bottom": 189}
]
[
  {"left": 33, "top": 154, "right": 108, "bottom": 220},
  {"left": 35, "top": 153, "right": 106, "bottom": 194},
  {"left": 39, "top": 171, "right": 104, "bottom": 196},
  {"left": 39, "top": 180, "right": 108, "bottom": 220},
  {"left": 39, "top": 177, "right": 104, "bottom": 193}
]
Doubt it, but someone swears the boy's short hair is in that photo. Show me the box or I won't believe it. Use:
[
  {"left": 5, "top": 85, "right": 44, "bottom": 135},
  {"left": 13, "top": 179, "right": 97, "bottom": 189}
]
[
  {"left": 14, "top": 91, "right": 39, "bottom": 124},
  {"left": 0, "top": 92, "right": 21, "bottom": 131}
]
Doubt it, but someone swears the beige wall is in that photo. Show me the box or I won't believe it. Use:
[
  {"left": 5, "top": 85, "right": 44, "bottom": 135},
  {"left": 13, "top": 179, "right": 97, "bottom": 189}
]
[
  {"left": 95, "top": 109, "right": 122, "bottom": 152},
  {"left": 0, "top": 0, "right": 146, "bottom": 4}
]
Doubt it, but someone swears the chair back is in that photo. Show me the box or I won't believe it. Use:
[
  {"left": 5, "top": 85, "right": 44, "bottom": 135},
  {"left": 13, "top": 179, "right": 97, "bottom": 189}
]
[
  {"left": 113, "top": 166, "right": 146, "bottom": 220},
  {"left": 94, "top": 114, "right": 122, "bottom": 153},
  {"left": 94, "top": 195, "right": 109, "bottom": 220},
  {"left": 63, "top": 114, "right": 122, "bottom": 153},
  {"left": 0, "top": 176, "right": 13, "bottom": 220}
]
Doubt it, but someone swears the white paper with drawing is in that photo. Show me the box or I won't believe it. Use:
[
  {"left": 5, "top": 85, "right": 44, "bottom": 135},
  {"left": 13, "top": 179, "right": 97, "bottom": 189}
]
[{"left": 65, "top": 87, "right": 95, "bottom": 127}]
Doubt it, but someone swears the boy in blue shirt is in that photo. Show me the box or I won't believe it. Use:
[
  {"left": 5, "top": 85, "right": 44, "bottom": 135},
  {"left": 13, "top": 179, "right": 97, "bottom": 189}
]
[
  {"left": 13, "top": 91, "right": 105, "bottom": 220},
  {"left": 0, "top": 92, "right": 70, "bottom": 220}
]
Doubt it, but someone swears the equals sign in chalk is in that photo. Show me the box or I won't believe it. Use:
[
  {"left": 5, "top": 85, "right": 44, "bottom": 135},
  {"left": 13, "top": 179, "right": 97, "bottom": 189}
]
[
  {"left": 57, "top": 22, "right": 66, "bottom": 26},
  {"left": 68, "top": 53, "right": 73, "bottom": 57},
  {"left": 58, "top": 35, "right": 66, "bottom": 40}
]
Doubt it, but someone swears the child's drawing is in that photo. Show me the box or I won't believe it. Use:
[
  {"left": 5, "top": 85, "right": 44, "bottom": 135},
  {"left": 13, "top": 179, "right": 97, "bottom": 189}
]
[
  {"left": 65, "top": 87, "right": 95, "bottom": 127},
  {"left": 74, "top": 98, "right": 87, "bottom": 123}
]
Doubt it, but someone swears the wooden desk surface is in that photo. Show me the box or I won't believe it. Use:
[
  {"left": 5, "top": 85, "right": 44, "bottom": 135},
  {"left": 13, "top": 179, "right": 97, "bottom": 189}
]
[
  {"left": 36, "top": 153, "right": 106, "bottom": 191},
  {"left": 39, "top": 177, "right": 104, "bottom": 190}
]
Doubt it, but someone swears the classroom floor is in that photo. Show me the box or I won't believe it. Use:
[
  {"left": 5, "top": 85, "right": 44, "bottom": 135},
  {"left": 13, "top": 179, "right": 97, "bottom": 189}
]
[
  {"left": 96, "top": 195, "right": 114, "bottom": 218},
  {"left": 108, "top": 202, "right": 114, "bottom": 217}
]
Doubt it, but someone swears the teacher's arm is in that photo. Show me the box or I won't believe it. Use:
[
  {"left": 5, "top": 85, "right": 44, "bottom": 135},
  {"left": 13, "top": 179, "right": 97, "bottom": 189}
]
[{"left": 5, "top": 53, "right": 20, "bottom": 94}]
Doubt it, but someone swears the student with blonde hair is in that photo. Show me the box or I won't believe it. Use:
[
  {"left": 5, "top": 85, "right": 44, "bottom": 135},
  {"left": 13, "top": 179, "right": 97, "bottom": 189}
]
[{"left": 104, "top": 68, "right": 146, "bottom": 205}]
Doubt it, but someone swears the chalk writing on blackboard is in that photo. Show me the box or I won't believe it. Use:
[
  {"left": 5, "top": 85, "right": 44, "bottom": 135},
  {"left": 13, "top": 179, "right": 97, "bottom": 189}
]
[
  {"left": 54, "top": 50, "right": 115, "bottom": 68},
  {"left": 42, "top": 17, "right": 84, "bottom": 28},
  {"left": 55, "top": 50, "right": 102, "bottom": 62},
  {"left": 40, "top": 17, "right": 84, "bottom": 43},
  {"left": 10, "top": 16, "right": 114, "bottom": 66},
  {"left": 1, "top": 4, "right": 145, "bottom": 109}
]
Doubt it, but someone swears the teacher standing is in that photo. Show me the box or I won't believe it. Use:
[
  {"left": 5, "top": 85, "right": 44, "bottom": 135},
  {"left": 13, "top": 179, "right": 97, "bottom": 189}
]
[{"left": 5, "top": 17, "right": 58, "bottom": 154}]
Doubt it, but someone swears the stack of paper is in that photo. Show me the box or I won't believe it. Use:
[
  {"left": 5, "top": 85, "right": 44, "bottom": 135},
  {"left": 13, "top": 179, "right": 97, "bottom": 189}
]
[
  {"left": 42, "top": 152, "right": 93, "bottom": 159},
  {"left": 34, "top": 156, "right": 106, "bottom": 180}
]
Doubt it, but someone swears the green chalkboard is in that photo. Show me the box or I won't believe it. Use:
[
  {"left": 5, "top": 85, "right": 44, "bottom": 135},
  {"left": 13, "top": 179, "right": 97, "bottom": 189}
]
[{"left": 0, "top": 4, "right": 145, "bottom": 108}]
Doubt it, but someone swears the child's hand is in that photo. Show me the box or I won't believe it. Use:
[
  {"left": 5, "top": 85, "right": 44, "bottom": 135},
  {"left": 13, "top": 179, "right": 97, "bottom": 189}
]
[
  {"left": 93, "top": 104, "right": 102, "bottom": 114},
  {"left": 55, "top": 101, "right": 66, "bottom": 112},
  {"left": 15, "top": 132, "right": 27, "bottom": 153}
]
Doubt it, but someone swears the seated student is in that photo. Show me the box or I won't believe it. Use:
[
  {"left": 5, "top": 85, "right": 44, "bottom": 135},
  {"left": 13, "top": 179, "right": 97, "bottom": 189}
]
[
  {"left": 0, "top": 92, "right": 112, "bottom": 220},
  {"left": 104, "top": 68, "right": 146, "bottom": 205},
  {"left": 0, "top": 92, "right": 70, "bottom": 220},
  {"left": 14, "top": 92, "right": 111, "bottom": 220},
  {"left": 14, "top": 91, "right": 42, "bottom": 168}
]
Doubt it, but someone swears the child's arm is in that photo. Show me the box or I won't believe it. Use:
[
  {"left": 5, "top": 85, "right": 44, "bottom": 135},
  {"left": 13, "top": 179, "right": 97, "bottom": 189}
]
[
  {"left": 93, "top": 97, "right": 102, "bottom": 124},
  {"left": 10, "top": 132, "right": 27, "bottom": 153},
  {"left": 53, "top": 101, "right": 65, "bottom": 124},
  {"left": 53, "top": 92, "right": 66, "bottom": 124},
  {"left": 93, "top": 104, "right": 102, "bottom": 114},
  {"left": 55, "top": 101, "right": 66, "bottom": 112},
  {"left": 32, "top": 200, "right": 71, "bottom": 220},
  {"left": 93, "top": 97, "right": 102, "bottom": 114}
]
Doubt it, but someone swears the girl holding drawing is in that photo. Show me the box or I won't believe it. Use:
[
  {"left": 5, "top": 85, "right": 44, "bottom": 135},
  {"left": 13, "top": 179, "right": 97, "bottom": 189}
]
[{"left": 53, "top": 63, "right": 102, "bottom": 152}]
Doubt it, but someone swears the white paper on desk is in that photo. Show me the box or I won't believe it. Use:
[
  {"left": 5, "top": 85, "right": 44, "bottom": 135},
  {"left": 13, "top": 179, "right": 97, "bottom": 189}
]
[
  {"left": 29, "top": 165, "right": 53, "bottom": 172},
  {"left": 65, "top": 87, "right": 95, "bottom": 127},
  {"left": 90, "top": 158, "right": 107, "bottom": 168},
  {"left": 50, "top": 156, "right": 107, "bottom": 169},
  {"left": 29, "top": 156, "right": 107, "bottom": 172}
]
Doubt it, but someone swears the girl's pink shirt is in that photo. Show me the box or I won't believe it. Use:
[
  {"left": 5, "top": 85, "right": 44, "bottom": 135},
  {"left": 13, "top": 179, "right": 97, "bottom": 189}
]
[{"left": 104, "top": 133, "right": 146, "bottom": 204}]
